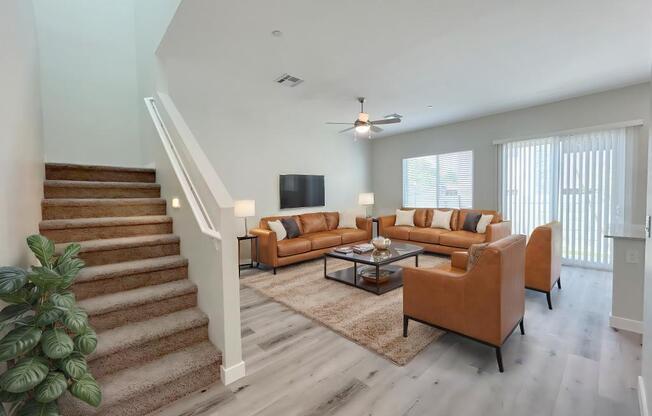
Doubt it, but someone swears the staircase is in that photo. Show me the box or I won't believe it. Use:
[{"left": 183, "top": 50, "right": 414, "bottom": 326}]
[{"left": 39, "top": 163, "right": 222, "bottom": 416}]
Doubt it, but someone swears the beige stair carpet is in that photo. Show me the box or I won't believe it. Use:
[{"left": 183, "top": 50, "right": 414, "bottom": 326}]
[
  {"left": 241, "top": 255, "right": 448, "bottom": 365},
  {"left": 38, "top": 163, "right": 222, "bottom": 416}
]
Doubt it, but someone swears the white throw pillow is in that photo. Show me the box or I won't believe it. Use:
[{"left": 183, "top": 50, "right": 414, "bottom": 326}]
[
  {"left": 476, "top": 214, "right": 494, "bottom": 234},
  {"left": 395, "top": 209, "right": 415, "bottom": 226},
  {"left": 267, "top": 220, "right": 287, "bottom": 241},
  {"left": 338, "top": 211, "right": 357, "bottom": 229},
  {"left": 431, "top": 209, "right": 453, "bottom": 230}
]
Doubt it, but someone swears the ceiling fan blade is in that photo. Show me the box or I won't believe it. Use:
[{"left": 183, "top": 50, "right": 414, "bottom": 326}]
[
  {"left": 370, "top": 125, "right": 384, "bottom": 133},
  {"left": 338, "top": 126, "right": 355, "bottom": 133},
  {"left": 370, "top": 118, "right": 401, "bottom": 125},
  {"left": 326, "top": 122, "right": 355, "bottom": 125}
]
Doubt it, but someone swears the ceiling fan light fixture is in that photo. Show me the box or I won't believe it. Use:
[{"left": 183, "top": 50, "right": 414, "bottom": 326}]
[{"left": 355, "top": 124, "right": 370, "bottom": 134}]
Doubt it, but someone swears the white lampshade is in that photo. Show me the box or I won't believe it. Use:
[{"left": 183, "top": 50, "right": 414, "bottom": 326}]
[
  {"left": 234, "top": 200, "right": 255, "bottom": 218},
  {"left": 358, "top": 192, "right": 375, "bottom": 206}
]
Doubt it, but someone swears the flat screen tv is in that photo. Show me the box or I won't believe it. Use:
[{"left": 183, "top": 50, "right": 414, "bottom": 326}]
[{"left": 279, "top": 175, "right": 325, "bottom": 209}]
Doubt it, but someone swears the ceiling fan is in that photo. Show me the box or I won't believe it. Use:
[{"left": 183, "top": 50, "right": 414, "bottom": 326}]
[{"left": 326, "top": 97, "right": 401, "bottom": 138}]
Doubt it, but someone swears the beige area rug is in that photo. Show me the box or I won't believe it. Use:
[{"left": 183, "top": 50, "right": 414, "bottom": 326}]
[{"left": 241, "top": 254, "right": 449, "bottom": 365}]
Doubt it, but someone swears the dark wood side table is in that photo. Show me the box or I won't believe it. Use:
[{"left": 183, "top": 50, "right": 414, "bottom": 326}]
[
  {"left": 372, "top": 217, "right": 380, "bottom": 238},
  {"left": 237, "top": 235, "right": 258, "bottom": 276}
]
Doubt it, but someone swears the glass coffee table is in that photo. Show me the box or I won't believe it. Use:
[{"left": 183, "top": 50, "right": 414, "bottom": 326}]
[{"left": 323, "top": 243, "right": 424, "bottom": 295}]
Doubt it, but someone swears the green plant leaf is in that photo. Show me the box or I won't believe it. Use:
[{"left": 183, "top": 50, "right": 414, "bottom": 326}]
[
  {"left": 73, "top": 330, "right": 97, "bottom": 355},
  {"left": 0, "top": 389, "right": 27, "bottom": 402},
  {"left": 0, "top": 327, "right": 42, "bottom": 362},
  {"left": 56, "top": 353, "right": 87, "bottom": 379},
  {"left": 27, "top": 268, "right": 62, "bottom": 290},
  {"left": 0, "top": 357, "right": 49, "bottom": 393},
  {"left": 33, "top": 372, "right": 67, "bottom": 403},
  {"left": 54, "top": 243, "right": 80, "bottom": 267},
  {"left": 26, "top": 236, "right": 55, "bottom": 268},
  {"left": 0, "top": 304, "right": 32, "bottom": 331},
  {"left": 0, "top": 267, "right": 28, "bottom": 295},
  {"left": 55, "top": 259, "right": 84, "bottom": 289},
  {"left": 70, "top": 373, "right": 101, "bottom": 407},
  {"left": 0, "top": 403, "right": 5, "bottom": 416},
  {"left": 34, "top": 303, "right": 62, "bottom": 328},
  {"left": 48, "top": 292, "right": 75, "bottom": 310},
  {"left": 17, "top": 400, "right": 60, "bottom": 416},
  {"left": 40, "top": 330, "right": 73, "bottom": 360},
  {"left": 62, "top": 308, "right": 87, "bottom": 335},
  {"left": 0, "top": 288, "right": 32, "bottom": 305}
]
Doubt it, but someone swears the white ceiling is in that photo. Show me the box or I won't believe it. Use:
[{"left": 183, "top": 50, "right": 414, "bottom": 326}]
[{"left": 161, "top": 0, "right": 651, "bottom": 139}]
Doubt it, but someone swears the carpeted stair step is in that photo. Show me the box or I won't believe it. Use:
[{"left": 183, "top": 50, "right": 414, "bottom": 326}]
[
  {"left": 46, "top": 163, "right": 156, "bottom": 183},
  {"left": 79, "top": 280, "right": 198, "bottom": 331},
  {"left": 42, "top": 198, "right": 166, "bottom": 219},
  {"left": 39, "top": 215, "right": 173, "bottom": 243},
  {"left": 44, "top": 180, "right": 160, "bottom": 199},
  {"left": 59, "top": 342, "right": 221, "bottom": 416},
  {"left": 73, "top": 255, "right": 188, "bottom": 300},
  {"left": 55, "top": 234, "right": 180, "bottom": 266},
  {"left": 88, "top": 308, "right": 209, "bottom": 379}
]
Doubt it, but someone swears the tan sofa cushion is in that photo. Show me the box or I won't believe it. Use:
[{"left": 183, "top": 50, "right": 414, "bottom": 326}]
[
  {"left": 277, "top": 238, "right": 311, "bottom": 256},
  {"left": 299, "top": 213, "right": 328, "bottom": 234},
  {"left": 382, "top": 226, "right": 413, "bottom": 240},
  {"left": 331, "top": 228, "right": 368, "bottom": 244},
  {"left": 409, "top": 228, "right": 449, "bottom": 244},
  {"left": 302, "top": 232, "right": 342, "bottom": 250},
  {"left": 439, "top": 230, "right": 487, "bottom": 248},
  {"left": 324, "top": 212, "right": 339, "bottom": 230}
]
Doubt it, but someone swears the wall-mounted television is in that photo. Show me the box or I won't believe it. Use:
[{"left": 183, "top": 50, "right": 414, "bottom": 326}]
[{"left": 279, "top": 175, "right": 325, "bottom": 209}]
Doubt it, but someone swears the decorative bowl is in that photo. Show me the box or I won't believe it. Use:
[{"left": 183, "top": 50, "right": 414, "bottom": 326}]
[{"left": 371, "top": 237, "right": 391, "bottom": 250}]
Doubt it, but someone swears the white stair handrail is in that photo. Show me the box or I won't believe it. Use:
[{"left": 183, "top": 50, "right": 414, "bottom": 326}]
[{"left": 144, "top": 96, "right": 222, "bottom": 241}]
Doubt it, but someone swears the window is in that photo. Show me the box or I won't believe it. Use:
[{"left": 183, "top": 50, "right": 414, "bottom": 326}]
[
  {"left": 499, "top": 127, "right": 635, "bottom": 268},
  {"left": 402, "top": 150, "right": 473, "bottom": 208}
]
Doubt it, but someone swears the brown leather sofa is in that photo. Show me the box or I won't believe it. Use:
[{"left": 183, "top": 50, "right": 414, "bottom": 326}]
[
  {"left": 378, "top": 208, "right": 512, "bottom": 255},
  {"left": 250, "top": 212, "right": 372, "bottom": 274},
  {"left": 402, "top": 234, "right": 526, "bottom": 372},
  {"left": 525, "top": 221, "right": 562, "bottom": 309}
]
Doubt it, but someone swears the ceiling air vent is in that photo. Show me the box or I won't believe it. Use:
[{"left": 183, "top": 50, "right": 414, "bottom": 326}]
[{"left": 275, "top": 73, "right": 304, "bottom": 87}]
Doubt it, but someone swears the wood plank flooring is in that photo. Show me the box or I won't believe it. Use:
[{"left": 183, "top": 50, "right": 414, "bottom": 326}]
[{"left": 153, "top": 257, "right": 641, "bottom": 416}]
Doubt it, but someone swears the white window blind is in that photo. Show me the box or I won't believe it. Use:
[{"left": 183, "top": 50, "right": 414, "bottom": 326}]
[
  {"left": 403, "top": 150, "right": 473, "bottom": 208},
  {"left": 499, "top": 127, "right": 634, "bottom": 268}
]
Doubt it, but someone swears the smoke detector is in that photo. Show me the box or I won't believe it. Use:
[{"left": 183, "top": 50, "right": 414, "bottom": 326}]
[{"left": 275, "top": 73, "right": 304, "bottom": 87}]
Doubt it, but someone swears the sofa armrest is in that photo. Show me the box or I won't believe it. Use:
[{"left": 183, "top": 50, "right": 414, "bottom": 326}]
[
  {"left": 403, "top": 266, "right": 465, "bottom": 331},
  {"left": 249, "top": 228, "right": 278, "bottom": 267},
  {"left": 377, "top": 215, "right": 396, "bottom": 236},
  {"left": 486, "top": 221, "right": 511, "bottom": 242},
  {"left": 451, "top": 251, "right": 469, "bottom": 270},
  {"left": 356, "top": 217, "right": 373, "bottom": 239}
]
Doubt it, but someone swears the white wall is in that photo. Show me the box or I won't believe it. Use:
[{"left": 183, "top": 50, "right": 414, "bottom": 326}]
[
  {"left": 371, "top": 83, "right": 650, "bottom": 221},
  {"left": 0, "top": 0, "right": 44, "bottom": 267},
  {"left": 156, "top": 0, "right": 371, "bottom": 233}
]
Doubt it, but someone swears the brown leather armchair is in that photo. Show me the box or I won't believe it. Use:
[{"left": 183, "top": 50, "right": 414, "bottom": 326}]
[
  {"left": 403, "top": 234, "right": 527, "bottom": 372},
  {"left": 525, "top": 221, "right": 562, "bottom": 309}
]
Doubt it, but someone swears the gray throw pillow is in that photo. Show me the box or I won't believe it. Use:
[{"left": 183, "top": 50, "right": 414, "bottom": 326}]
[
  {"left": 462, "top": 212, "right": 482, "bottom": 232},
  {"left": 281, "top": 218, "right": 301, "bottom": 239}
]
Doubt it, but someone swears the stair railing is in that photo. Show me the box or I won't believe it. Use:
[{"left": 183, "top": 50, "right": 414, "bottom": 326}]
[{"left": 144, "top": 96, "right": 221, "bottom": 242}]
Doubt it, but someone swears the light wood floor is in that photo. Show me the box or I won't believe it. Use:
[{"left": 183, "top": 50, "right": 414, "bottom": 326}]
[{"left": 154, "top": 256, "right": 641, "bottom": 416}]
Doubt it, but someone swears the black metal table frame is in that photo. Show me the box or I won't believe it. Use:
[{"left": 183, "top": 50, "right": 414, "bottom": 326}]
[
  {"left": 323, "top": 248, "right": 422, "bottom": 295},
  {"left": 237, "top": 235, "right": 259, "bottom": 276}
]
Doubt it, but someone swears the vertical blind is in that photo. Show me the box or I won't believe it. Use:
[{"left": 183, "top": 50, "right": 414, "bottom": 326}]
[
  {"left": 403, "top": 150, "right": 473, "bottom": 208},
  {"left": 499, "top": 127, "right": 634, "bottom": 268}
]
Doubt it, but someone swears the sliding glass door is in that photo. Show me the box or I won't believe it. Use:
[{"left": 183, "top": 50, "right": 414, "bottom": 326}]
[{"left": 500, "top": 127, "right": 632, "bottom": 268}]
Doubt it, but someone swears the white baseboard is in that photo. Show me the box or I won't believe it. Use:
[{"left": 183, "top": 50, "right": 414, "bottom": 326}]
[
  {"left": 640, "top": 376, "right": 649, "bottom": 416},
  {"left": 220, "top": 360, "right": 246, "bottom": 385},
  {"left": 609, "top": 315, "right": 643, "bottom": 334}
]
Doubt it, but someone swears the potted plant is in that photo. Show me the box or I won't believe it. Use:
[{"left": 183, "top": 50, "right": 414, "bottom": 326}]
[{"left": 0, "top": 235, "right": 101, "bottom": 415}]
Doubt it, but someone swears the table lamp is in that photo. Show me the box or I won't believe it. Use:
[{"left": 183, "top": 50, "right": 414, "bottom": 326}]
[
  {"left": 234, "top": 200, "right": 255, "bottom": 236},
  {"left": 358, "top": 192, "right": 374, "bottom": 217}
]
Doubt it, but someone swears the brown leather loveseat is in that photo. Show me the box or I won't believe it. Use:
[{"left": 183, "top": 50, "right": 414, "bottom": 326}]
[
  {"left": 250, "top": 212, "right": 372, "bottom": 274},
  {"left": 378, "top": 208, "right": 511, "bottom": 255}
]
